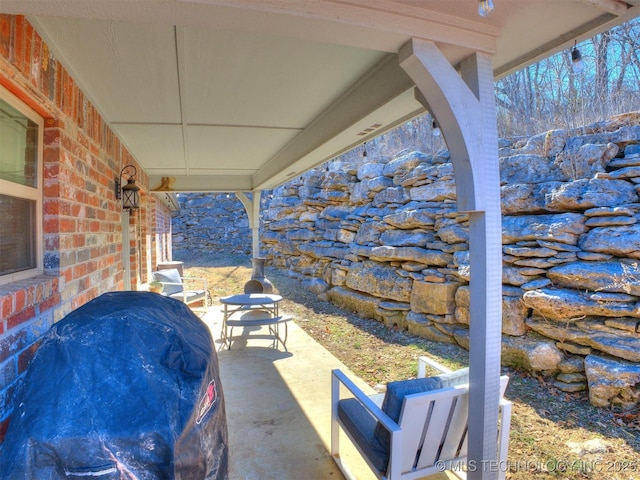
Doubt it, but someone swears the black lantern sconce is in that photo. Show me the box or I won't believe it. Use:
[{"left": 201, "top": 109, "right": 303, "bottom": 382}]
[
  {"left": 571, "top": 40, "right": 584, "bottom": 74},
  {"left": 115, "top": 165, "right": 140, "bottom": 210}
]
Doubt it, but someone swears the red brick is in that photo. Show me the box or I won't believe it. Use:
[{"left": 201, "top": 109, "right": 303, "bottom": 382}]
[
  {"left": 39, "top": 293, "right": 60, "bottom": 313},
  {"left": 74, "top": 263, "right": 87, "bottom": 278},
  {"left": 14, "top": 15, "right": 24, "bottom": 73},
  {"left": 14, "top": 290, "right": 25, "bottom": 312},
  {"left": 59, "top": 218, "right": 76, "bottom": 233},
  {"left": 7, "top": 305, "right": 36, "bottom": 329},
  {"left": 43, "top": 217, "right": 60, "bottom": 233},
  {"left": 18, "top": 342, "right": 40, "bottom": 373},
  {"left": 24, "top": 21, "right": 32, "bottom": 78},
  {"left": 31, "top": 31, "right": 41, "bottom": 88},
  {"left": 0, "top": 294, "right": 11, "bottom": 321},
  {"left": 0, "top": 15, "right": 11, "bottom": 58},
  {"left": 43, "top": 180, "right": 60, "bottom": 198},
  {"left": 43, "top": 199, "right": 59, "bottom": 215}
]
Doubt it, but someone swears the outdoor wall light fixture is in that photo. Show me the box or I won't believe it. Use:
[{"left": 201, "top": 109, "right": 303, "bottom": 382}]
[
  {"left": 478, "top": 0, "right": 494, "bottom": 17},
  {"left": 432, "top": 119, "right": 441, "bottom": 137},
  {"left": 115, "top": 165, "right": 140, "bottom": 210},
  {"left": 571, "top": 41, "right": 584, "bottom": 74}
]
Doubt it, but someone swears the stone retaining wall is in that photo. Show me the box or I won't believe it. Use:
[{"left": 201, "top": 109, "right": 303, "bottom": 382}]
[
  {"left": 175, "top": 114, "right": 640, "bottom": 409},
  {"left": 172, "top": 194, "right": 252, "bottom": 257}
]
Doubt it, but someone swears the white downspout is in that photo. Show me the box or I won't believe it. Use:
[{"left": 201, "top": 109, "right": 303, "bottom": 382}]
[{"left": 121, "top": 210, "right": 131, "bottom": 290}]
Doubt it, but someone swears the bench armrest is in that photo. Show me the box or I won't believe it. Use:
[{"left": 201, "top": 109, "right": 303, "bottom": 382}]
[
  {"left": 417, "top": 355, "right": 453, "bottom": 378},
  {"left": 331, "top": 369, "right": 399, "bottom": 435}
]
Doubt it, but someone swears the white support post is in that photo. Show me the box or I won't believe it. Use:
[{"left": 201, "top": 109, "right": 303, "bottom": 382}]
[
  {"left": 235, "top": 190, "right": 262, "bottom": 258},
  {"left": 399, "top": 38, "right": 503, "bottom": 480}
]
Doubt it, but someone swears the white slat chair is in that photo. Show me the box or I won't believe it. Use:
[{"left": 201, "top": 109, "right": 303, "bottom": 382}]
[{"left": 331, "top": 356, "right": 512, "bottom": 480}]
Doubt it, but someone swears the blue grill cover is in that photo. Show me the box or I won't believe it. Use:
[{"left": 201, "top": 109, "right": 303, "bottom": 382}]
[{"left": 0, "top": 291, "right": 228, "bottom": 479}]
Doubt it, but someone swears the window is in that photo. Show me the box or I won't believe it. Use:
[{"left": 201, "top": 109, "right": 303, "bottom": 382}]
[{"left": 0, "top": 85, "right": 43, "bottom": 284}]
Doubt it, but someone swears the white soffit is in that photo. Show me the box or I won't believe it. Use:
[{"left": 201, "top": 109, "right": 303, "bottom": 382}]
[{"left": 0, "top": 0, "right": 635, "bottom": 191}]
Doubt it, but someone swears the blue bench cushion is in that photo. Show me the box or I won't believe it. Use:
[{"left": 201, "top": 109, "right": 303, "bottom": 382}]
[
  {"left": 153, "top": 269, "right": 183, "bottom": 295},
  {"left": 169, "top": 290, "right": 206, "bottom": 303},
  {"left": 374, "top": 368, "right": 469, "bottom": 454},
  {"left": 337, "top": 393, "right": 388, "bottom": 473}
]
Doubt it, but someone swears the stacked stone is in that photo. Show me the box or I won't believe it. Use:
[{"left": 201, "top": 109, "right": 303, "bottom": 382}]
[
  {"left": 260, "top": 114, "right": 640, "bottom": 409},
  {"left": 172, "top": 194, "right": 252, "bottom": 257},
  {"left": 175, "top": 114, "right": 640, "bottom": 409}
]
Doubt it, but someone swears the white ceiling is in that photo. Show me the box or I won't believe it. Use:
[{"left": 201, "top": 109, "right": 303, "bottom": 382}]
[{"left": 2, "top": 0, "right": 639, "bottom": 192}]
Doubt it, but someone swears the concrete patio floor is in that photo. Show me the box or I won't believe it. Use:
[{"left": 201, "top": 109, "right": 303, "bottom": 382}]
[{"left": 201, "top": 304, "right": 454, "bottom": 480}]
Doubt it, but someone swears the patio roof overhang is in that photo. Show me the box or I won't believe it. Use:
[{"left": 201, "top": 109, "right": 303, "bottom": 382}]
[
  {"left": 2, "top": 2, "right": 639, "bottom": 479},
  {"left": 2, "top": 0, "right": 639, "bottom": 194}
]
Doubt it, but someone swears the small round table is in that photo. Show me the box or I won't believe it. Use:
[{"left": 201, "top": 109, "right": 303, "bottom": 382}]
[{"left": 219, "top": 294, "right": 291, "bottom": 350}]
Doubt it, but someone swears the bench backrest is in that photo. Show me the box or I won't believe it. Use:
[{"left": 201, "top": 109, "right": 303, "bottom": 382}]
[
  {"left": 153, "top": 269, "right": 184, "bottom": 294},
  {"left": 395, "top": 375, "right": 509, "bottom": 474}
]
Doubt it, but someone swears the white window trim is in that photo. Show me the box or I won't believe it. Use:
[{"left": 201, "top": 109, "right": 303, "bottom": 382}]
[{"left": 0, "top": 84, "right": 44, "bottom": 286}]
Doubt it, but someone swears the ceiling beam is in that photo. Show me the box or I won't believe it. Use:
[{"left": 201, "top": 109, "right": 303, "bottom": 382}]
[
  {"left": 576, "top": 0, "right": 629, "bottom": 15},
  {"left": 198, "top": 0, "right": 499, "bottom": 53}
]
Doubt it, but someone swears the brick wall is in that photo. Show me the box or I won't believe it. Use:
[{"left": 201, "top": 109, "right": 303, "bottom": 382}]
[{"left": 0, "top": 15, "right": 173, "bottom": 445}]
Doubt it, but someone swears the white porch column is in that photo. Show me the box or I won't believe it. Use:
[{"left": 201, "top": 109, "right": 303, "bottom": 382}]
[
  {"left": 399, "top": 39, "right": 503, "bottom": 480},
  {"left": 235, "top": 190, "right": 262, "bottom": 258}
]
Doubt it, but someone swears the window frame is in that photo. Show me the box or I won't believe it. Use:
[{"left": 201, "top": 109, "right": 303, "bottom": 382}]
[{"left": 0, "top": 84, "right": 44, "bottom": 285}]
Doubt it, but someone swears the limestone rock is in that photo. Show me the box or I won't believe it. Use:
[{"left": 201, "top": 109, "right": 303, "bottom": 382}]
[
  {"left": 303, "top": 277, "right": 329, "bottom": 295},
  {"left": 585, "top": 355, "right": 640, "bottom": 409},
  {"left": 556, "top": 372, "right": 587, "bottom": 383},
  {"left": 543, "top": 129, "right": 568, "bottom": 157},
  {"left": 411, "top": 281, "right": 459, "bottom": 315},
  {"left": 382, "top": 151, "right": 429, "bottom": 178},
  {"left": 354, "top": 221, "right": 390, "bottom": 245},
  {"left": 555, "top": 142, "right": 618, "bottom": 180},
  {"left": 502, "top": 213, "right": 586, "bottom": 244},
  {"left": 545, "top": 178, "right": 638, "bottom": 211},
  {"left": 501, "top": 182, "right": 563, "bottom": 215},
  {"left": 357, "top": 162, "right": 386, "bottom": 180},
  {"left": 579, "top": 224, "right": 640, "bottom": 259},
  {"left": 556, "top": 341, "right": 592, "bottom": 355},
  {"left": 327, "top": 286, "right": 382, "bottom": 321},
  {"left": 522, "top": 287, "right": 640, "bottom": 321},
  {"left": 566, "top": 124, "right": 640, "bottom": 150},
  {"left": 547, "top": 260, "right": 640, "bottom": 296},
  {"left": 383, "top": 207, "right": 437, "bottom": 229},
  {"left": 352, "top": 245, "right": 451, "bottom": 266},
  {"left": 437, "top": 223, "right": 468, "bottom": 244},
  {"left": 409, "top": 178, "right": 456, "bottom": 202},
  {"left": 527, "top": 316, "right": 640, "bottom": 362},
  {"left": 375, "top": 307, "right": 408, "bottom": 330},
  {"left": 345, "top": 261, "right": 412, "bottom": 302},
  {"left": 380, "top": 229, "right": 433, "bottom": 247},
  {"left": 553, "top": 381, "right": 587, "bottom": 392},
  {"left": 406, "top": 312, "right": 456, "bottom": 344},
  {"left": 585, "top": 215, "right": 636, "bottom": 227},
  {"left": 502, "top": 294, "right": 528, "bottom": 336},
  {"left": 558, "top": 356, "right": 585, "bottom": 374},
  {"left": 500, "top": 154, "right": 567, "bottom": 184},
  {"left": 297, "top": 241, "right": 350, "bottom": 260},
  {"left": 372, "top": 186, "right": 410, "bottom": 206},
  {"left": 502, "top": 335, "right": 564, "bottom": 372}
]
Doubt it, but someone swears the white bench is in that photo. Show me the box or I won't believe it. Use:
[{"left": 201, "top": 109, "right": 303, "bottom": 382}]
[
  {"left": 222, "top": 309, "right": 292, "bottom": 351},
  {"left": 331, "top": 356, "right": 512, "bottom": 480},
  {"left": 152, "top": 268, "right": 209, "bottom": 313}
]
